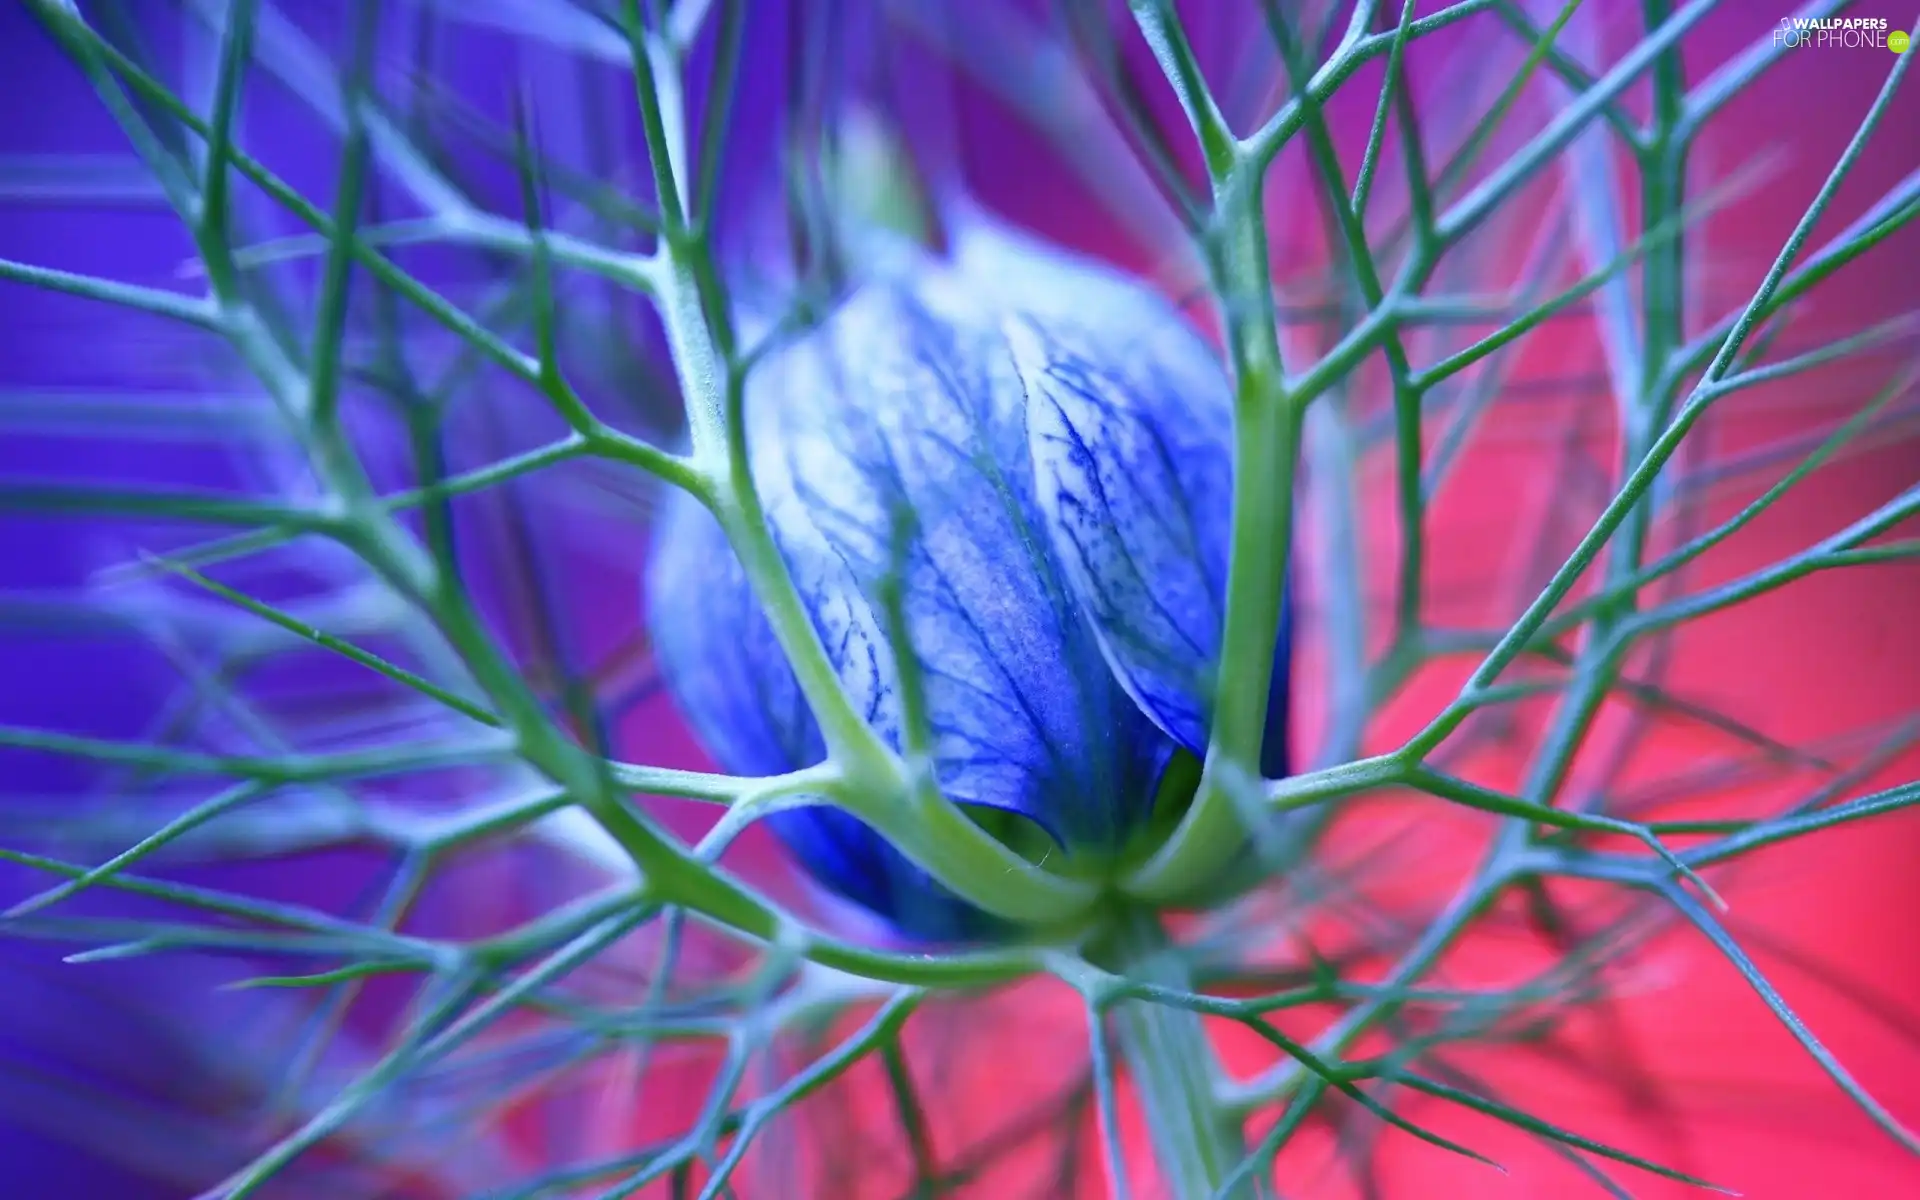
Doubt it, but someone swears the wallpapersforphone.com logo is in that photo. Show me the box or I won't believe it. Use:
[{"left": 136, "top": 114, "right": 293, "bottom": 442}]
[{"left": 1772, "top": 15, "right": 1909, "bottom": 51}]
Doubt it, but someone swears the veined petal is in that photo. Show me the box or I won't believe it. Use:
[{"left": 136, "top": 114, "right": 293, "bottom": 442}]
[
  {"left": 750, "top": 284, "right": 1167, "bottom": 850},
  {"left": 1009, "top": 318, "right": 1233, "bottom": 751},
  {"left": 645, "top": 489, "right": 821, "bottom": 779},
  {"left": 983, "top": 236, "right": 1235, "bottom": 752},
  {"left": 645, "top": 487, "right": 990, "bottom": 941}
]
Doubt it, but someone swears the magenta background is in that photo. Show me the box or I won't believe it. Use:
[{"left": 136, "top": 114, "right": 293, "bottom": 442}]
[{"left": 1, "top": 2, "right": 1917, "bottom": 1196}]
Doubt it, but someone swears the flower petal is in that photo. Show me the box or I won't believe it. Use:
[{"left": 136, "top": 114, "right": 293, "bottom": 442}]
[
  {"left": 939, "top": 210, "right": 1189, "bottom": 347},
  {"left": 646, "top": 487, "right": 990, "bottom": 941},
  {"left": 1002, "top": 307, "right": 1235, "bottom": 752},
  {"left": 750, "top": 284, "right": 1167, "bottom": 849},
  {"left": 1263, "top": 580, "right": 1295, "bottom": 779},
  {"left": 765, "top": 807, "right": 1003, "bottom": 943},
  {"left": 645, "top": 489, "right": 822, "bottom": 778},
  {"left": 948, "top": 215, "right": 1291, "bottom": 772}
]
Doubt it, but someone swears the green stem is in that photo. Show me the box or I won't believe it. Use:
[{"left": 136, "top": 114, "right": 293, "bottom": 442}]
[
  {"left": 638, "top": 46, "right": 1094, "bottom": 928},
  {"left": 1095, "top": 909, "right": 1248, "bottom": 1199},
  {"left": 1512, "top": 0, "right": 1689, "bottom": 811},
  {"left": 1126, "top": 167, "right": 1301, "bottom": 905}
]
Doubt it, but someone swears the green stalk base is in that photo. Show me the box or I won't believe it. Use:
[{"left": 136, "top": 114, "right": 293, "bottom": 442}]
[{"left": 1095, "top": 909, "right": 1250, "bottom": 1199}]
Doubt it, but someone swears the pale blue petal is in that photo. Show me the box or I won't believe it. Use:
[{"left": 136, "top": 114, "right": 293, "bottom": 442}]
[{"left": 940, "top": 212, "right": 1186, "bottom": 346}]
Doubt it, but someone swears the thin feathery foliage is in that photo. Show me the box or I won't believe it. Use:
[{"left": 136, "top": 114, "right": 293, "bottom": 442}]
[{"left": 1, "top": 1, "right": 1917, "bottom": 1197}]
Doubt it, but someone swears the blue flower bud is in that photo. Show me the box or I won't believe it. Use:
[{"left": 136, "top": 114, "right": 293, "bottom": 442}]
[{"left": 647, "top": 217, "right": 1289, "bottom": 940}]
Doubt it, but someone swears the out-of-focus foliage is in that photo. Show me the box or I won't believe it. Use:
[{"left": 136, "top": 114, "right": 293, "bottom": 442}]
[{"left": 1, "top": 1, "right": 1916, "bottom": 1197}]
